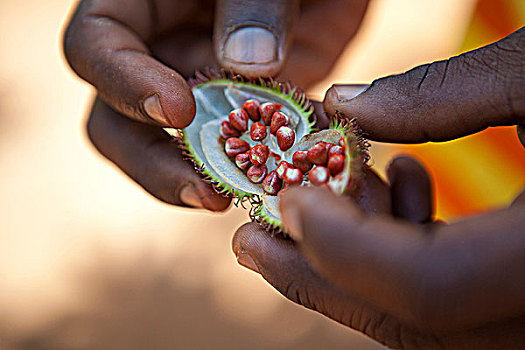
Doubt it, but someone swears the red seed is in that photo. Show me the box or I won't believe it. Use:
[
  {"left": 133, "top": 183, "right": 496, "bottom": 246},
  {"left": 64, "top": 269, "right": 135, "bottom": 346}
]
[
  {"left": 338, "top": 137, "right": 345, "bottom": 147},
  {"left": 276, "top": 161, "right": 293, "bottom": 179},
  {"left": 220, "top": 120, "right": 241, "bottom": 139},
  {"left": 259, "top": 102, "right": 282, "bottom": 125},
  {"left": 262, "top": 171, "right": 283, "bottom": 195},
  {"left": 235, "top": 152, "right": 251, "bottom": 171},
  {"left": 225, "top": 137, "right": 250, "bottom": 157},
  {"left": 250, "top": 122, "right": 267, "bottom": 141},
  {"left": 308, "top": 166, "right": 330, "bottom": 186},
  {"left": 283, "top": 167, "right": 303, "bottom": 185},
  {"left": 243, "top": 99, "right": 261, "bottom": 121},
  {"left": 247, "top": 164, "right": 268, "bottom": 184},
  {"left": 228, "top": 108, "right": 249, "bottom": 132},
  {"left": 328, "top": 154, "right": 345, "bottom": 176},
  {"left": 307, "top": 142, "right": 330, "bottom": 165},
  {"left": 325, "top": 142, "right": 336, "bottom": 154},
  {"left": 292, "top": 151, "right": 313, "bottom": 173},
  {"left": 270, "top": 111, "right": 289, "bottom": 135},
  {"left": 328, "top": 145, "right": 345, "bottom": 157},
  {"left": 249, "top": 145, "right": 270, "bottom": 165},
  {"left": 276, "top": 126, "right": 295, "bottom": 151}
]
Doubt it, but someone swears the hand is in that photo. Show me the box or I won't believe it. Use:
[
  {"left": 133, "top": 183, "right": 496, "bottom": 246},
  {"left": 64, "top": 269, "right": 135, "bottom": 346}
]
[
  {"left": 62, "top": 0, "right": 369, "bottom": 209},
  {"left": 232, "top": 27, "right": 525, "bottom": 349}
]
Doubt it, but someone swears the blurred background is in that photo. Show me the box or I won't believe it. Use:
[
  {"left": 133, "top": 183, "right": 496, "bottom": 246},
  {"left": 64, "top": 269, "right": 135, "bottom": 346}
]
[{"left": 0, "top": 0, "right": 523, "bottom": 349}]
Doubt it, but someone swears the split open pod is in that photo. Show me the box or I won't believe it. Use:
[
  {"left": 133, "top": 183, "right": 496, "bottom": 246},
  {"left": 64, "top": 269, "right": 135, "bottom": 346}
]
[{"left": 166, "top": 70, "right": 369, "bottom": 234}]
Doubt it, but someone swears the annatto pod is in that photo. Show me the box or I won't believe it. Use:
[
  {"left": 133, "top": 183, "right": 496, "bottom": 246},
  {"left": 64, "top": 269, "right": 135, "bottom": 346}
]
[{"left": 169, "top": 69, "right": 369, "bottom": 235}]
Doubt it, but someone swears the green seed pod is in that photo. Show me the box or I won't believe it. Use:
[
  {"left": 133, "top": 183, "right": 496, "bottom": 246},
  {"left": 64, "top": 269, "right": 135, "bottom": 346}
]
[{"left": 168, "top": 70, "right": 369, "bottom": 235}]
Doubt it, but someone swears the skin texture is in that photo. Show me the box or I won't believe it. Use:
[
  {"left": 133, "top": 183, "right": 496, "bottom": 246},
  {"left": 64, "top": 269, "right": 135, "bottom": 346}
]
[
  {"left": 233, "top": 27, "right": 525, "bottom": 349},
  {"left": 62, "top": 0, "right": 369, "bottom": 209}
]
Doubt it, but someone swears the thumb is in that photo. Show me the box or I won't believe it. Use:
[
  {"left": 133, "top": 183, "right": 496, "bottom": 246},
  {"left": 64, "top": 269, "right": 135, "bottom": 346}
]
[
  {"left": 324, "top": 27, "right": 525, "bottom": 142},
  {"left": 279, "top": 187, "right": 426, "bottom": 326},
  {"left": 214, "top": 0, "right": 298, "bottom": 78}
]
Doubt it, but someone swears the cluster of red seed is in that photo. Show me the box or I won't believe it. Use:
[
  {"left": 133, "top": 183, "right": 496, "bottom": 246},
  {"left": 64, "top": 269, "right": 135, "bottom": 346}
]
[
  {"left": 277, "top": 138, "right": 346, "bottom": 190},
  {"left": 219, "top": 99, "right": 345, "bottom": 195}
]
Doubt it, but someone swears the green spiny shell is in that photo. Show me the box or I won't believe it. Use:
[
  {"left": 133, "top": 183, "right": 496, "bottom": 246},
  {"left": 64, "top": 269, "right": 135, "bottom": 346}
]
[{"left": 167, "top": 69, "right": 368, "bottom": 235}]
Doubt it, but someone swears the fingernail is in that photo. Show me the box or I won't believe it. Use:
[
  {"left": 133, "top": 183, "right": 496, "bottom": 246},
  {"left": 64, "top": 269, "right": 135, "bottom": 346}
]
[
  {"left": 143, "top": 94, "right": 167, "bottom": 124},
  {"left": 223, "top": 27, "right": 277, "bottom": 64},
  {"left": 236, "top": 247, "right": 260, "bottom": 274},
  {"left": 280, "top": 202, "right": 303, "bottom": 242},
  {"left": 331, "top": 84, "right": 370, "bottom": 103},
  {"left": 180, "top": 183, "right": 204, "bottom": 209},
  {"left": 517, "top": 125, "right": 525, "bottom": 148}
]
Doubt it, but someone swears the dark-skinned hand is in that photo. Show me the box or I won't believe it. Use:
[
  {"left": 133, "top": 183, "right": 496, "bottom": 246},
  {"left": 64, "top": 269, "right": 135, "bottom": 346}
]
[
  {"left": 232, "top": 27, "right": 525, "bottom": 349},
  {"left": 62, "top": 0, "right": 369, "bottom": 210}
]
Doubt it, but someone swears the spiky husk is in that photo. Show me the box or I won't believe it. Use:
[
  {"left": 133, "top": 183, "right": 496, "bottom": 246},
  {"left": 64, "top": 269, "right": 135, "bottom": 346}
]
[
  {"left": 249, "top": 112, "right": 369, "bottom": 236},
  {"left": 175, "top": 68, "right": 316, "bottom": 208},
  {"left": 329, "top": 111, "right": 370, "bottom": 196},
  {"left": 172, "top": 69, "right": 369, "bottom": 234},
  {"left": 250, "top": 200, "right": 283, "bottom": 236}
]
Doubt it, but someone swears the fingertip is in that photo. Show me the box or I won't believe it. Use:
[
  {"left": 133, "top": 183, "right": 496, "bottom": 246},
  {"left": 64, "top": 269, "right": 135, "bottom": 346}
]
[
  {"left": 194, "top": 183, "right": 232, "bottom": 212},
  {"left": 323, "top": 84, "right": 370, "bottom": 116},
  {"left": 232, "top": 222, "right": 266, "bottom": 256},
  {"left": 386, "top": 155, "right": 433, "bottom": 223},
  {"left": 279, "top": 187, "right": 344, "bottom": 242},
  {"left": 322, "top": 85, "right": 339, "bottom": 116},
  {"left": 201, "top": 193, "right": 232, "bottom": 212},
  {"left": 218, "top": 26, "right": 284, "bottom": 78},
  {"left": 232, "top": 222, "right": 278, "bottom": 275},
  {"left": 214, "top": 0, "right": 298, "bottom": 79},
  {"left": 386, "top": 156, "right": 431, "bottom": 186},
  {"left": 158, "top": 77, "right": 196, "bottom": 129}
]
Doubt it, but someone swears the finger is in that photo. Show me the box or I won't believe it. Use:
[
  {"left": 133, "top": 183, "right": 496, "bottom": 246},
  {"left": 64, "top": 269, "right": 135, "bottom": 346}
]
[
  {"left": 311, "top": 100, "right": 330, "bottom": 129},
  {"left": 214, "top": 0, "right": 299, "bottom": 78},
  {"left": 279, "top": 187, "right": 425, "bottom": 326},
  {"left": 88, "top": 97, "right": 231, "bottom": 211},
  {"left": 281, "top": 186, "right": 525, "bottom": 331},
  {"left": 387, "top": 156, "right": 433, "bottom": 223},
  {"left": 357, "top": 168, "right": 392, "bottom": 215},
  {"left": 63, "top": 0, "right": 196, "bottom": 127},
  {"left": 231, "top": 222, "right": 435, "bottom": 350},
  {"left": 324, "top": 27, "right": 525, "bottom": 142}
]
